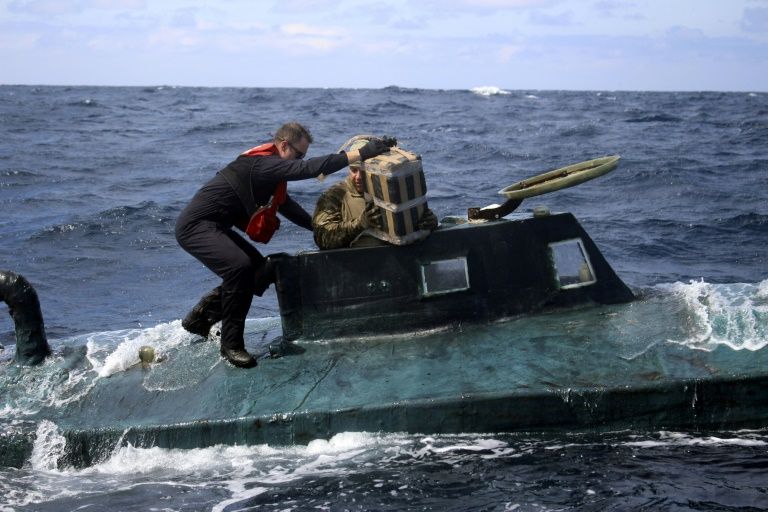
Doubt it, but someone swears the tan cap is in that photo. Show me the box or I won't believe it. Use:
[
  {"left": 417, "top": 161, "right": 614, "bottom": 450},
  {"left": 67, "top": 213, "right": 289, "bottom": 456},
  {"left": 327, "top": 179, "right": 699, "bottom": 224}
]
[{"left": 349, "top": 139, "right": 369, "bottom": 169}]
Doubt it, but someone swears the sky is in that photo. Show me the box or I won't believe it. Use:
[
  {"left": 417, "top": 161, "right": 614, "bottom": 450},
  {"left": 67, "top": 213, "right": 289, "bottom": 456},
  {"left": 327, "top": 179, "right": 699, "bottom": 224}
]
[{"left": 1, "top": 0, "right": 767, "bottom": 91}]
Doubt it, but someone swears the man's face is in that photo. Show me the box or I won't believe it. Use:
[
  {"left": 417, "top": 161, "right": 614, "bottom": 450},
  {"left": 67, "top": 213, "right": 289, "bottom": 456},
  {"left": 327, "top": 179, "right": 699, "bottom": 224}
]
[
  {"left": 277, "top": 137, "right": 309, "bottom": 160},
  {"left": 349, "top": 167, "right": 364, "bottom": 194}
]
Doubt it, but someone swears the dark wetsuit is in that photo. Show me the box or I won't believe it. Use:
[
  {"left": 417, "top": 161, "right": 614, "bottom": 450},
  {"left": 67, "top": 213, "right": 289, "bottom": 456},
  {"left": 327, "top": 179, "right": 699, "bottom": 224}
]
[{"left": 175, "top": 150, "right": 349, "bottom": 351}]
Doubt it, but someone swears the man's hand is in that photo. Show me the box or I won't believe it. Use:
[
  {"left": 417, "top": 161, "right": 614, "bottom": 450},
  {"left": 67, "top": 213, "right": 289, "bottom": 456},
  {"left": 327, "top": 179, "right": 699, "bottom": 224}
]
[
  {"left": 358, "top": 139, "right": 391, "bottom": 161},
  {"left": 358, "top": 201, "right": 383, "bottom": 229},
  {"left": 380, "top": 136, "right": 397, "bottom": 147},
  {"left": 418, "top": 209, "right": 438, "bottom": 231}
]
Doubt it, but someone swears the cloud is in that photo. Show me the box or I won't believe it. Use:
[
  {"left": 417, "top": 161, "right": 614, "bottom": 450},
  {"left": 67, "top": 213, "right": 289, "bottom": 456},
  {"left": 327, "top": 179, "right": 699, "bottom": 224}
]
[
  {"left": 741, "top": 7, "right": 768, "bottom": 33},
  {"left": 8, "top": 0, "right": 146, "bottom": 16},
  {"left": 390, "top": 17, "right": 427, "bottom": 30},
  {"left": 412, "top": 0, "right": 558, "bottom": 16},
  {"left": 271, "top": 0, "right": 339, "bottom": 9},
  {"left": 2, "top": 0, "right": 767, "bottom": 90},
  {"left": 459, "top": 0, "right": 553, "bottom": 6},
  {"left": 89, "top": 0, "right": 146, "bottom": 8},
  {"left": 146, "top": 26, "right": 200, "bottom": 48},
  {"left": 0, "top": 29, "right": 39, "bottom": 50},
  {"left": 665, "top": 25, "right": 707, "bottom": 40},
  {"left": 169, "top": 7, "right": 198, "bottom": 29},
  {"left": 8, "top": 0, "right": 77, "bottom": 15},
  {"left": 497, "top": 43, "right": 524, "bottom": 62},
  {"left": 280, "top": 24, "right": 342, "bottom": 38},
  {"left": 276, "top": 24, "right": 345, "bottom": 52},
  {"left": 592, "top": 1, "right": 644, "bottom": 20},
  {"left": 529, "top": 10, "right": 575, "bottom": 26}
]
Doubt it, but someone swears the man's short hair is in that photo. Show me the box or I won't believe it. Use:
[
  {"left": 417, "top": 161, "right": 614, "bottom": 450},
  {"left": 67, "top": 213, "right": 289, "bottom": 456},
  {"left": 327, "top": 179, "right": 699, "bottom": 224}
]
[{"left": 274, "top": 122, "right": 313, "bottom": 144}]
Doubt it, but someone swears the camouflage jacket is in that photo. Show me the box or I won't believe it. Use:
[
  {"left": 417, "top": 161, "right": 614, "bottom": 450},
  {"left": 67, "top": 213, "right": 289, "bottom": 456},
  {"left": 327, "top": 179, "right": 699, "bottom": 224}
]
[
  {"left": 312, "top": 176, "right": 368, "bottom": 250},
  {"left": 313, "top": 176, "right": 440, "bottom": 250}
]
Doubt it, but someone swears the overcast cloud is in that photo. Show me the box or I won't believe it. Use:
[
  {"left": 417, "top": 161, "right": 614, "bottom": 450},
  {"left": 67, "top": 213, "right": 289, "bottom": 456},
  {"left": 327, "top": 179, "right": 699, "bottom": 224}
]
[{"left": 1, "top": 0, "right": 766, "bottom": 91}]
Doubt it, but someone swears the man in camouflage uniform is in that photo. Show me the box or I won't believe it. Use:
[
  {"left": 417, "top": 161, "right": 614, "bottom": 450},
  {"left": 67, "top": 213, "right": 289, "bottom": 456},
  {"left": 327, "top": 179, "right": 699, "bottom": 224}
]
[{"left": 312, "top": 142, "right": 438, "bottom": 250}]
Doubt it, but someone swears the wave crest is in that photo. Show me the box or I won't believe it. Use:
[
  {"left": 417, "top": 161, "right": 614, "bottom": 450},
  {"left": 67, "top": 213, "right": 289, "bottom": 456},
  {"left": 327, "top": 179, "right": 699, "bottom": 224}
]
[
  {"left": 470, "top": 86, "right": 511, "bottom": 96},
  {"left": 658, "top": 279, "right": 768, "bottom": 351}
]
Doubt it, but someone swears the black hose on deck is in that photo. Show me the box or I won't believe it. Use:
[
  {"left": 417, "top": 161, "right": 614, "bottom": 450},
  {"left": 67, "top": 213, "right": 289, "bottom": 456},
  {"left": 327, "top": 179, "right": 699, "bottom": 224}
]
[{"left": 0, "top": 270, "right": 51, "bottom": 365}]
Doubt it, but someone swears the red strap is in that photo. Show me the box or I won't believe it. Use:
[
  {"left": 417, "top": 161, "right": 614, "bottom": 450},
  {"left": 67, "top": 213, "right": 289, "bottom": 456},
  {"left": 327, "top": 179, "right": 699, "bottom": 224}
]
[
  {"left": 242, "top": 142, "right": 279, "bottom": 157},
  {"left": 269, "top": 181, "right": 287, "bottom": 213},
  {"left": 242, "top": 142, "right": 287, "bottom": 212}
]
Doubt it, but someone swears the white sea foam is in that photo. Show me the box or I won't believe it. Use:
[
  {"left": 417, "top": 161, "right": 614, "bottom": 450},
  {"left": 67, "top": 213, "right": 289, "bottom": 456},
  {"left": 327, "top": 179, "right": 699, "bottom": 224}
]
[
  {"left": 417, "top": 436, "right": 512, "bottom": 455},
  {"left": 658, "top": 279, "right": 768, "bottom": 351},
  {"left": 86, "top": 442, "right": 276, "bottom": 476},
  {"left": 4, "top": 430, "right": 390, "bottom": 510},
  {"left": 76, "top": 431, "right": 516, "bottom": 511},
  {"left": 0, "top": 316, "right": 287, "bottom": 419},
  {"left": 9, "top": 429, "right": 767, "bottom": 510},
  {"left": 34, "top": 431, "right": 510, "bottom": 481},
  {"left": 30, "top": 420, "right": 67, "bottom": 472},
  {"left": 624, "top": 431, "right": 768, "bottom": 448},
  {"left": 76, "top": 432, "right": 388, "bottom": 511},
  {"left": 0, "top": 354, "right": 96, "bottom": 417},
  {"left": 73, "top": 431, "right": 384, "bottom": 479},
  {"left": 470, "top": 86, "right": 511, "bottom": 96},
  {"left": 86, "top": 320, "right": 191, "bottom": 378}
]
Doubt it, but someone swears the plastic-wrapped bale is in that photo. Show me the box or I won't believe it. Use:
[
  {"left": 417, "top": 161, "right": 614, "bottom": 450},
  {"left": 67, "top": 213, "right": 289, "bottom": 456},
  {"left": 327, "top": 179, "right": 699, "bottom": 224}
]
[{"left": 361, "top": 146, "right": 430, "bottom": 245}]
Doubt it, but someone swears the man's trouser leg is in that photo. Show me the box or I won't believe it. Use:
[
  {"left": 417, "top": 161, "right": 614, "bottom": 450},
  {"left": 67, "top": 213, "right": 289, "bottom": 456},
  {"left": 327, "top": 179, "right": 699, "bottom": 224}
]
[
  {"left": 219, "top": 287, "right": 252, "bottom": 351},
  {"left": 181, "top": 286, "right": 222, "bottom": 337},
  {"left": 176, "top": 220, "right": 263, "bottom": 367}
]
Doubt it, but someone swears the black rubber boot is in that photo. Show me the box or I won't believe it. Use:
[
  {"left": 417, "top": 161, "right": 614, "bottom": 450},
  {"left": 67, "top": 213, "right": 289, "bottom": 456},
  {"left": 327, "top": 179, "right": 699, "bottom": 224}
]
[
  {"left": 219, "top": 288, "right": 256, "bottom": 368},
  {"left": 182, "top": 286, "right": 223, "bottom": 337},
  {"left": 220, "top": 347, "right": 257, "bottom": 368}
]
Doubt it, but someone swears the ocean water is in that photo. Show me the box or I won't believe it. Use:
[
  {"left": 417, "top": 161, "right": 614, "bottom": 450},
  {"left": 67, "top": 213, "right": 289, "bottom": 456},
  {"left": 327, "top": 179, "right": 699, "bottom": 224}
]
[{"left": 1, "top": 84, "right": 767, "bottom": 511}]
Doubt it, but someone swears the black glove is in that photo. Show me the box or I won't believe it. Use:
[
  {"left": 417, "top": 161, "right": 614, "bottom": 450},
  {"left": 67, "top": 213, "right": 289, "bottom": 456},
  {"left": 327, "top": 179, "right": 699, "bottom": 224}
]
[
  {"left": 380, "top": 136, "right": 397, "bottom": 147},
  {"left": 358, "top": 201, "right": 383, "bottom": 230},
  {"left": 418, "top": 209, "right": 438, "bottom": 231},
  {"left": 358, "top": 139, "right": 391, "bottom": 161}
]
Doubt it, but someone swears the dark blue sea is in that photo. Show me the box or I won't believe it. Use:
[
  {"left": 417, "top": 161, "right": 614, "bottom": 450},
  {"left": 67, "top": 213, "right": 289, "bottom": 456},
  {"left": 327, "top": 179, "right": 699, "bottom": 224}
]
[{"left": 1, "top": 85, "right": 767, "bottom": 511}]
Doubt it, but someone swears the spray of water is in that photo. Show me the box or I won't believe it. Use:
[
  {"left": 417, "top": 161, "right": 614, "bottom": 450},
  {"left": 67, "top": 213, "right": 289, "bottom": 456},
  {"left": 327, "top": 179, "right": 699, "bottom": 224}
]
[
  {"left": 660, "top": 279, "right": 768, "bottom": 351},
  {"left": 30, "top": 420, "right": 67, "bottom": 472}
]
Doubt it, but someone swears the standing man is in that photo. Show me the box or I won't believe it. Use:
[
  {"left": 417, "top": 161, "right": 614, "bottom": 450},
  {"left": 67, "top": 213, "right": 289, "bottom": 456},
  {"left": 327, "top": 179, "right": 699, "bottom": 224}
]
[{"left": 175, "top": 122, "right": 391, "bottom": 368}]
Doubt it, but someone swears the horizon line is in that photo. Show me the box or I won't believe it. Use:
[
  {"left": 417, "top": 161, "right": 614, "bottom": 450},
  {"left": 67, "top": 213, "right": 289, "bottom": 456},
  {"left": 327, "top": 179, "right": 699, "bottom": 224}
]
[{"left": 0, "top": 83, "right": 765, "bottom": 95}]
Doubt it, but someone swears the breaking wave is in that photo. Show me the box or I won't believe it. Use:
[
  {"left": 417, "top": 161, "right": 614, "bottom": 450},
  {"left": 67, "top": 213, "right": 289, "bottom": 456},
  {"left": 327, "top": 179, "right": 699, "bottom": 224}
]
[
  {"left": 470, "top": 86, "right": 511, "bottom": 96},
  {"left": 658, "top": 279, "right": 768, "bottom": 351},
  {"left": 5, "top": 428, "right": 768, "bottom": 511}
]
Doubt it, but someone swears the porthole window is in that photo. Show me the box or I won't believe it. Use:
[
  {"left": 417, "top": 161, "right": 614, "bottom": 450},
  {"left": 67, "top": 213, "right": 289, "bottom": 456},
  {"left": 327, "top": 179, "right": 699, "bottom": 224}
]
[
  {"left": 420, "top": 257, "right": 470, "bottom": 296},
  {"left": 549, "top": 239, "right": 596, "bottom": 289}
]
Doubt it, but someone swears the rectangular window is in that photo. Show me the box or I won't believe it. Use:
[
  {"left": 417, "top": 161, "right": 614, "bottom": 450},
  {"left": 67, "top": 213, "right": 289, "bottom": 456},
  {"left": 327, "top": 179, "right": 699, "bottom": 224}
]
[
  {"left": 420, "top": 257, "right": 470, "bottom": 296},
  {"left": 549, "top": 239, "right": 596, "bottom": 289}
]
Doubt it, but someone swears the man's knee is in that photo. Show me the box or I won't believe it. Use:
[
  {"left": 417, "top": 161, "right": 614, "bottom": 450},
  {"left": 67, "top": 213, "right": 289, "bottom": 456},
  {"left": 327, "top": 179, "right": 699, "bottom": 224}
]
[{"left": 223, "top": 255, "right": 256, "bottom": 288}]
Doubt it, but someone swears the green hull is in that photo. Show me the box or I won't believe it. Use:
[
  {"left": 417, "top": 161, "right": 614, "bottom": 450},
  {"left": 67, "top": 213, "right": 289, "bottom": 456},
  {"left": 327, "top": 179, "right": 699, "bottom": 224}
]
[
  {"left": 3, "top": 301, "right": 767, "bottom": 468},
  {"left": 2, "top": 214, "right": 765, "bottom": 469}
]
